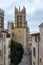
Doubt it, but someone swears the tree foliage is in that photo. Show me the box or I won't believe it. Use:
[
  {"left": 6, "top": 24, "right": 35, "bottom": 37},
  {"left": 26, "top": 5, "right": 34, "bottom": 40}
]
[{"left": 10, "top": 39, "right": 24, "bottom": 65}]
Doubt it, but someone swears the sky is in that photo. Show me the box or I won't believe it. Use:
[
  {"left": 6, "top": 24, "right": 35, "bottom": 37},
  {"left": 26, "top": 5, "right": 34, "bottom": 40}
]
[{"left": 0, "top": 0, "right": 43, "bottom": 34}]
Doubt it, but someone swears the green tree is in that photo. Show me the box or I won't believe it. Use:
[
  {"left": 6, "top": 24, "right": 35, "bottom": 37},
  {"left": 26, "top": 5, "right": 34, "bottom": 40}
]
[{"left": 10, "top": 39, "right": 24, "bottom": 65}]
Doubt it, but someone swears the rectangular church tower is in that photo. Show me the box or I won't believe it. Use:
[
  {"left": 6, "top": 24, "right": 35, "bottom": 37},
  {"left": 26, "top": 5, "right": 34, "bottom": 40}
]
[{"left": 12, "top": 6, "right": 30, "bottom": 51}]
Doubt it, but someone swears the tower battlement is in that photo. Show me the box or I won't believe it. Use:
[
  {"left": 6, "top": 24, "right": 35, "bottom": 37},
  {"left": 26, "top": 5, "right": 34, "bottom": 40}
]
[
  {"left": 15, "top": 6, "right": 26, "bottom": 14},
  {"left": 15, "top": 6, "right": 26, "bottom": 28}
]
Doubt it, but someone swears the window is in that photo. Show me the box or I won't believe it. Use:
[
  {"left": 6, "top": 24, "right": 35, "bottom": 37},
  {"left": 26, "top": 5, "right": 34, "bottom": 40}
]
[
  {"left": 38, "top": 36, "right": 40, "bottom": 41},
  {"left": 33, "top": 47, "right": 36, "bottom": 57},
  {"left": 1, "top": 17, "right": 4, "bottom": 22},
  {"left": 17, "top": 22, "right": 19, "bottom": 27},
  {"left": 8, "top": 54, "right": 10, "bottom": 58},
  {"left": 35, "top": 35, "right": 37, "bottom": 42},
  {"left": 33, "top": 62, "right": 35, "bottom": 65},
  {"left": 26, "top": 62, "right": 28, "bottom": 64},
  {"left": 20, "top": 15, "right": 22, "bottom": 20},
  {"left": 20, "top": 21, "right": 22, "bottom": 27},
  {"left": 17, "top": 15, "right": 19, "bottom": 27},
  {"left": 19, "top": 30, "right": 20, "bottom": 32},
  {"left": 17, "top": 15, "right": 19, "bottom": 21},
  {"left": 0, "top": 50, "right": 2, "bottom": 56},
  {"left": 4, "top": 57, "right": 5, "bottom": 65},
  {"left": 4, "top": 45, "right": 6, "bottom": 54},
  {"left": 40, "top": 58, "right": 41, "bottom": 63},
  {"left": 6, "top": 33, "right": 10, "bottom": 38},
  {"left": 20, "top": 15, "right": 22, "bottom": 27}
]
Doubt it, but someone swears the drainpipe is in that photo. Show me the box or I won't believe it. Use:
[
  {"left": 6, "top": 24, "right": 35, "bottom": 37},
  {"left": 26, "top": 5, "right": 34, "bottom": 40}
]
[{"left": 38, "top": 35, "right": 39, "bottom": 65}]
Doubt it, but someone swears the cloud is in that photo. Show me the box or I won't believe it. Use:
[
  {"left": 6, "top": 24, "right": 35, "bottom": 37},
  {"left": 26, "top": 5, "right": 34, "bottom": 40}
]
[
  {"left": 0, "top": 0, "right": 43, "bottom": 15},
  {"left": 0, "top": 0, "right": 36, "bottom": 14},
  {"left": 34, "top": 0, "right": 43, "bottom": 8},
  {"left": 0, "top": 0, "right": 12, "bottom": 8}
]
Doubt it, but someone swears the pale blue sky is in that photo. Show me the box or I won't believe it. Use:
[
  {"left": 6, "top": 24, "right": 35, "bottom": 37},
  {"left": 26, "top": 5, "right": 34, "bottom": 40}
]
[{"left": 0, "top": 0, "right": 43, "bottom": 33}]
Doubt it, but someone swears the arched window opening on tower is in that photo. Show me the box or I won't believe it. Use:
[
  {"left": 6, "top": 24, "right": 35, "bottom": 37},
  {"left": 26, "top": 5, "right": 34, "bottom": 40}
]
[
  {"left": 17, "top": 22, "right": 19, "bottom": 27},
  {"left": 17, "top": 15, "right": 19, "bottom": 27},
  {"left": 20, "top": 21, "right": 22, "bottom": 27},
  {"left": 20, "top": 15, "right": 22, "bottom": 27},
  {"left": 20, "top": 15, "right": 22, "bottom": 21},
  {"left": 17, "top": 15, "right": 19, "bottom": 21}
]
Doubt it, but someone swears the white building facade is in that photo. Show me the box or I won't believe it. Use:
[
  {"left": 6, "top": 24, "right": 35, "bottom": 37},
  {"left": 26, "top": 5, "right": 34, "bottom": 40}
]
[{"left": 31, "top": 23, "right": 43, "bottom": 65}]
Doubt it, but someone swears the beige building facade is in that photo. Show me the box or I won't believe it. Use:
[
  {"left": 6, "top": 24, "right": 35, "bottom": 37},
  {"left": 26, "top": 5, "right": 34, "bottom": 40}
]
[
  {"left": 31, "top": 33, "right": 40, "bottom": 65},
  {"left": 39, "top": 23, "right": 43, "bottom": 65},
  {"left": 31, "top": 23, "right": 43, "bottom": 65},
  {"left": 0, "top": 31, "right": 4, "bottom": 65}
]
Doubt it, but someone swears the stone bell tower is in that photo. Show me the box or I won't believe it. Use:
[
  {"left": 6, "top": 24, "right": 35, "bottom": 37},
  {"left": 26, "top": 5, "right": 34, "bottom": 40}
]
[{"left": 13, "top": 6, "right": 29, "bottom": 51}]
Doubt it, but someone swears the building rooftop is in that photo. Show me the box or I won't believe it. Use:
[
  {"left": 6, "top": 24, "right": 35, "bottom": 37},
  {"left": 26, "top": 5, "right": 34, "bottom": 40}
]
[
  {"left": 0, "top": 28, "right": 8, "bottom": 33},
  {"left": 31, "top": 32, "right": 40, "bottom": 36},
  {"left": 39, "top": 22, "right": 43, "bottom": 27}
]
